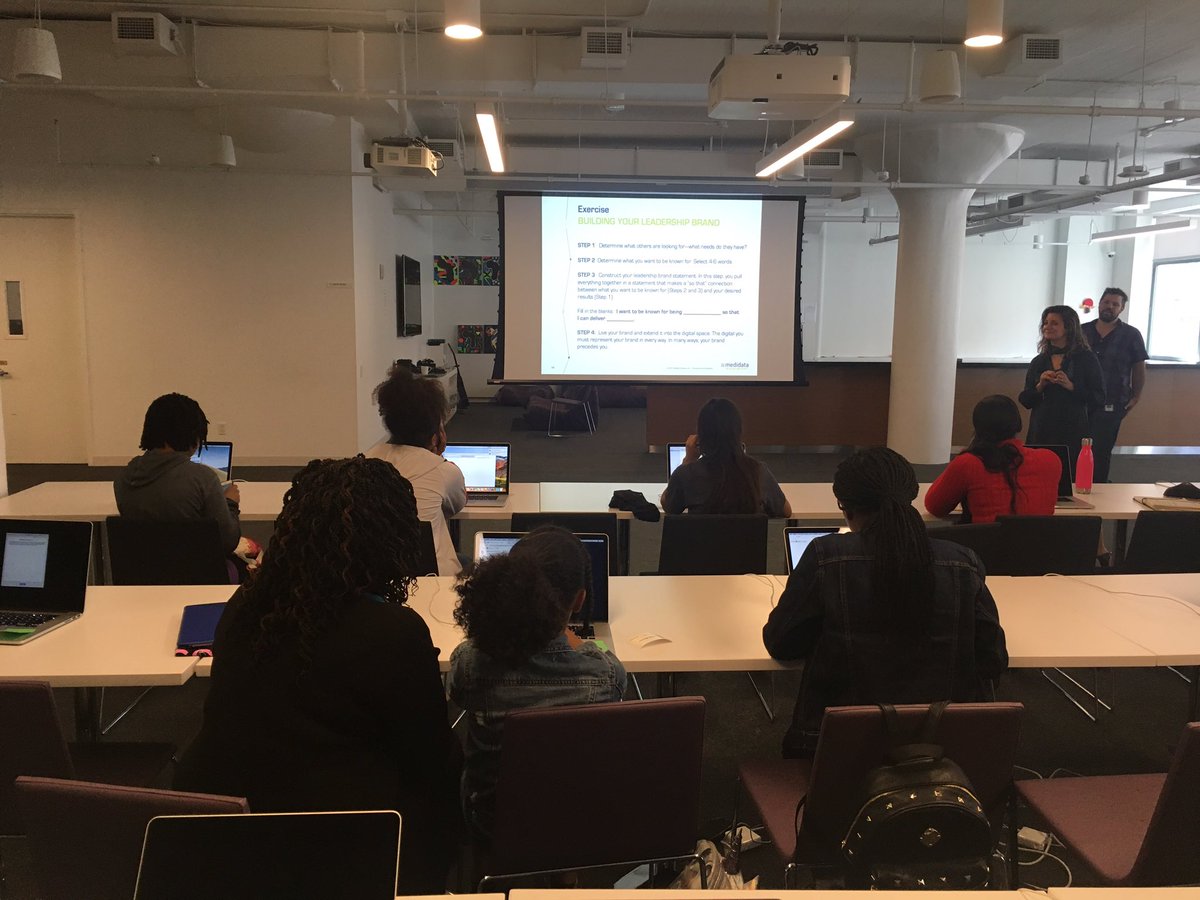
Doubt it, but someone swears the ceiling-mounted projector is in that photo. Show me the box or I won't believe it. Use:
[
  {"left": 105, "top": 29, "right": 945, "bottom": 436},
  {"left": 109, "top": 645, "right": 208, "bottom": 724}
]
[
  {"left": 708, "top": 53, "right": 851, "bottom": 120},
  {"left": 367, "top": 142, "right": 440, "bottom": 175}
]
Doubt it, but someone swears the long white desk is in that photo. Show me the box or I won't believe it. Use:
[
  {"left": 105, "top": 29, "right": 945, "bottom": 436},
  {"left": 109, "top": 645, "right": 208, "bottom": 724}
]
[{"left": 511, "top": 890, "right": 1042, "bottom": 900}]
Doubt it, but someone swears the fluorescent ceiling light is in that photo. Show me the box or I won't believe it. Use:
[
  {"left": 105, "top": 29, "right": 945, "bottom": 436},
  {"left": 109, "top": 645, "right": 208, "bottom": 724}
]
[
  {"left": 1090, "top": 219, "right": 1196, "bottom": 243},
  {"left": 444, "top": 0, "right": 481, "bottom": 39},
  {"left": 475, "top": 102, "right": 505, "bottom": 173},
  {"left": 756, "top": 111, "right": 854, "bottom": 179},
  {"left": 964, "top": 0, "right": 1004, "bottom": 47}
]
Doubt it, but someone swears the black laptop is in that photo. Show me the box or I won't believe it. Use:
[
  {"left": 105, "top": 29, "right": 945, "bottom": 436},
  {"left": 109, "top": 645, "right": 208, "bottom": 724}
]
[{"left": 0, "top": 519, "right": 92, "bottom": 646}]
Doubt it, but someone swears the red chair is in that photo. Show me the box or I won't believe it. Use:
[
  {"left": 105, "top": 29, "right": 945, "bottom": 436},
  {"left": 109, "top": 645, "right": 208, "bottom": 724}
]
[{"left": 1016, "top": 721, "right": 1200, "bottom": 886}]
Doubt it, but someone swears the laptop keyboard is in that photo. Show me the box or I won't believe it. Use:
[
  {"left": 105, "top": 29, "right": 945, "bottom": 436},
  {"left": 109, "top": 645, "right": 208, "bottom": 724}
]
[
  {"left": 0, "top": 612, "right": 56, "bottom": 628},
  {"left": 570, "top": 623, "right": 595, "bottom": 640}
]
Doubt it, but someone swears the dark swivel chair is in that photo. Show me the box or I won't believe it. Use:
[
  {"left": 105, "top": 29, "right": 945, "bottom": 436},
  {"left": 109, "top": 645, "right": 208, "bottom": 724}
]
[
  {"left": 105, "top": 517, "right": 230, "bottom": 585},
  {"left": 1120, "top": 510, "right": 1200, "bottom": 573},
  {"left": 926, "top": 523, "right": 1009, "bottom": 574},
  {"left": 655, "top": 514, "right": 768, "bottom": 575},
  {"left": 995, "top": 514, "right": 1102, "bottom": 575}
]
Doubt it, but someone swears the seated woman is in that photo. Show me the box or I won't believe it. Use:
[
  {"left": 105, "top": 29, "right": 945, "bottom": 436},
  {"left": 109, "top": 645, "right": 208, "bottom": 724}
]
[
  {"left": 925, "top": 394, "right": 1062, "bottom": 523},
  {"left": 114, "top": 393, "right": 241, "bottom": 557},
  {"left": 174, "top": 457, "right": 462, "bottom": 894},
  {"left": 366, "top": 365, "right": 466, "bottom": 576},
  {"left": 447, "top": 526, "right": 626, "bottom": 837},
  {"left": 661, "top": 397, "right": 792, "bottom": 517},
  {"left": 763, "top": 447, "right": 1008, "bottom": 758}
]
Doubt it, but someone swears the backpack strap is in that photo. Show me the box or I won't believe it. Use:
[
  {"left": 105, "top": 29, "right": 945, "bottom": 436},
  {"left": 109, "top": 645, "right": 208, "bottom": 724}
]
[{"left": 881, "top": 701, "right": 949, "bottom": 765}]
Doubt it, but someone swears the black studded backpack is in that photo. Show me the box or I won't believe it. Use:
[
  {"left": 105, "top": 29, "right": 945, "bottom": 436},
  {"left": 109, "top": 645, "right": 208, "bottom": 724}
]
[{"left": 840, "top": 702, "right": 993, "bottom": 889}]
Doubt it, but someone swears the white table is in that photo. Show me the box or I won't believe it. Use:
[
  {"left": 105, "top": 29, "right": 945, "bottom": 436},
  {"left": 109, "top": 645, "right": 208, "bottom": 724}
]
[
  {"left": 1048, "top": 890, "right": 1200, "bottom": 899},
  {"left": 512, "top": 890, "right": 1038, "bottom": 900}
]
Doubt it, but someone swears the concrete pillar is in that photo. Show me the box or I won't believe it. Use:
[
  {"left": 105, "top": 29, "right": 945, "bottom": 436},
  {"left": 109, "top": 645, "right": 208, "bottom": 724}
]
[{"left": 855, "top": 123, "right": 1023, "bottom": 463}]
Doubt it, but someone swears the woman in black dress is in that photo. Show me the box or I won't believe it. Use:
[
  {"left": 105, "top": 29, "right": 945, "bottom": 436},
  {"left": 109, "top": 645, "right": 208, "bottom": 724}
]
[{"left": 1018, "top": 304, "right": 1105, "bottom": 467}]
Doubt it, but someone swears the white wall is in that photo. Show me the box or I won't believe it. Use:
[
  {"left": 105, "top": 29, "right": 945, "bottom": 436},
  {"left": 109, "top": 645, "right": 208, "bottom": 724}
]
[{"left": 430, "top": 215, "right": 501, "bottom": 399}]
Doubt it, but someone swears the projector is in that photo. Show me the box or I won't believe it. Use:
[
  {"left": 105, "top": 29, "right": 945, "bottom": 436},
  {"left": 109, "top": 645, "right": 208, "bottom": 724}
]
[
  {"left": 368, "top": 143, "right": 439, "bottom": 175},
  {"left": 708, "top": 53, "right": 851, "bottom": 120}
]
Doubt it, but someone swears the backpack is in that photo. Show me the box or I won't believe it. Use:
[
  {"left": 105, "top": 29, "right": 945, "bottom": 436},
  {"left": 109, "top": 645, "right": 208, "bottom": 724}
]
[{"left": 840, "top": 702, "right": 993, "bottom": 889}]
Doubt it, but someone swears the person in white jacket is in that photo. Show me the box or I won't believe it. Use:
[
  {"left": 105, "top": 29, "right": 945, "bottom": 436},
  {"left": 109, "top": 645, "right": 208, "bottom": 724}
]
[{"left": 366, "top": 365, "right": 467, "bottom": 575}]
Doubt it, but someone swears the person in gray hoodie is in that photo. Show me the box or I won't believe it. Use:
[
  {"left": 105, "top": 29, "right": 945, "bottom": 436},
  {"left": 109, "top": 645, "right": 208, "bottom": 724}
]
[{"left": 114, "top": 393, "right": 242, "bottom": 555}]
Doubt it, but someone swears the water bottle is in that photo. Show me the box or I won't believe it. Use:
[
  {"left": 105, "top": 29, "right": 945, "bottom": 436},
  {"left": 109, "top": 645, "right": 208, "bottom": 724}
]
[{"left": 1076, "top": 438, "right": 1094, "bottom": 494}]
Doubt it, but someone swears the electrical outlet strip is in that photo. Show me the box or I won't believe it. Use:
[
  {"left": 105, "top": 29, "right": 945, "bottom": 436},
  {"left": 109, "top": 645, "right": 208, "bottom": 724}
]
[
  {"left": 1018, "top": 826, "right": 1051, "bottom": 853},
  {"left": 722, "top": 824, "right": 766, "bottom": 852}
]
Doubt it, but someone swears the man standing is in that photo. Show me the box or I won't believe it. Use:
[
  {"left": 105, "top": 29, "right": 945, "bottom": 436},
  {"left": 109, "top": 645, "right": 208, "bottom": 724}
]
[{"left": 1082, "top": 287, "right": 1148, "bottom": 483}]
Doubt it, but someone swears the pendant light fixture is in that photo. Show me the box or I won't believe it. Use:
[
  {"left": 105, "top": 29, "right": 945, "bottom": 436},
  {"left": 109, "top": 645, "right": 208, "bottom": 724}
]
[
  {"left": 444, "top": 0, "right": 482, "bottom": 40},
  {"left": 13, "top": 0, "right": 62, "bottom": 83},
  {"left": 964, "top": 0, "right": 1004, "bottom": 48}
]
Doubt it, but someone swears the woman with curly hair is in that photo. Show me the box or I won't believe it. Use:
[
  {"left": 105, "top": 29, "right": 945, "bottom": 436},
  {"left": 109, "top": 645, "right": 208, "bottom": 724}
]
[
  {"left": 447, "top": 526, "right": 626, "bottom": 836},
  {"left": 175, "top": 456, "right": 461, "bottom": 893}
]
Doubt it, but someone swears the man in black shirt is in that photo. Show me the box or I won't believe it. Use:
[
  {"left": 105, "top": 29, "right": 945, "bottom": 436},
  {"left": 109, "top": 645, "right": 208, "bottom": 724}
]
[{"left": 1082, "top": 287, "right": 1148, "bottom": 482}]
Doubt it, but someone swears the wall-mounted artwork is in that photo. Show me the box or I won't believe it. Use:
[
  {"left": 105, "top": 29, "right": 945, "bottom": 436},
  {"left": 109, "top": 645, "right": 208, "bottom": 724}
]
[
  {"left": 483, "top": 324, "right": 500, "bottom": 354},
  {"left": 434, "top": 255, "right": 501, "bottom": 286},
  {"left": 457, "top": 324, "right": 483, "bottom": 353}
]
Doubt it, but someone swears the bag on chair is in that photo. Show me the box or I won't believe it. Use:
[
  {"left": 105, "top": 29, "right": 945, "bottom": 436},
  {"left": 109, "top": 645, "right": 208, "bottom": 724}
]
[{"left": 840, "top": 702, "right": 993, "bottom": 889}]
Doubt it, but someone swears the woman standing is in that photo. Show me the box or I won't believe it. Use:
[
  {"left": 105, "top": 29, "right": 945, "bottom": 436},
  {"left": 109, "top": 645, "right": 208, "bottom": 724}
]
[{"left": 1018, "top": 304, "right": 1105, "bottom": 466}]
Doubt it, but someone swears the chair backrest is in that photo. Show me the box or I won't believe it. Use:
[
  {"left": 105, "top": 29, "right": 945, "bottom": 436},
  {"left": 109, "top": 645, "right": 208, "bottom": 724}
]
[
  {"left": 926, "top": 524, "right": 1009, "bottom": 575},
  {"left": 995, "top": 515, "right": 1102, "bottom": 576},
  {"left": 510, "top": 512, "right": 622, "bottom": 574},
  {"left": 106, "top": 517, "right": 230, "bottom": 585},
  {"left": 0, "top": 682, "right": 75, "bottom": 835},
  {"left": 489, "top": 696, "right": 705, "bottom": 875},
  {"left": 1123, "top": 511, "right": 1200, "bottom": 574},
  {"left": 798, "top": 702, "right": 1024, "bottom": 859},
  {"left": 1129, "top": 721, "right": 1200, "bottom": 885},
  {"left": 415, "top": 520, "right": 438, "bottom": 576},
  {"left": 658, "top": 514, "right": 768, "bottom": 575},
  {"left": 14, "top": 776, "right": 249, "bottom": 900}
]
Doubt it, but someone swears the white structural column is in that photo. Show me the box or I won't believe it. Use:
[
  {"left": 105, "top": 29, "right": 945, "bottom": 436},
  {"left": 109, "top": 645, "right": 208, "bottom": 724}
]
[{"left": 856, "top": 123, "right": 1024, "bottom": 463}]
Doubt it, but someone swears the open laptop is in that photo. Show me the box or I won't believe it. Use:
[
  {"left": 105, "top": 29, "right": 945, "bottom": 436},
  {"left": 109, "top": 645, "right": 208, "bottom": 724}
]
[
  {"left": 133, "top": 810, "right": 401, "bottom": 900},
  {"left": 667, "top": 442, "right": 687, "bottom": 478},
  {"left": 190, "top": 440, "right": 233, "bottom": 483},
  {"left": 443, "top": 442, "right": 510, "bottom": 505},
  {"left": 0, "top": 519, "right": 92, "bottom": 646},
  {"left": 1026, "top": 443, "right": 1095, "bottom": 509},
  {"left": 783, "top": 526, "right": 839, "bottom": 571},
  {"left": 473, "top": 531, "right": 612, "bottom": 644}
]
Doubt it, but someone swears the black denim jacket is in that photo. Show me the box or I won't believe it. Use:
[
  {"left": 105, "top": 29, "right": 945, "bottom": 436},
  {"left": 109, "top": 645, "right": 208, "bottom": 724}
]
[{"left": 763, "top": 531, "right": 1008, "bottom": 757}]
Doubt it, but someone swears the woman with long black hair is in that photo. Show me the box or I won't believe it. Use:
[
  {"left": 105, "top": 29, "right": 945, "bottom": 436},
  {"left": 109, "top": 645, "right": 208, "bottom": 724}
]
[
  {"left": 763, "top": 447, "right": 1008, "bottom": 758},
  {"left": 925, "top": 394, "right": 1061, "bottom": 523}
]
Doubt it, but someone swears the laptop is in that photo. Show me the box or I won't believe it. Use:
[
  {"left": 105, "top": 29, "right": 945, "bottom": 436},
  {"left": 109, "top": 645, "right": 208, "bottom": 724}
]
[
  {"left": 443, "top": 442, "right": 510, "bottom": 505},
  {"left": 0, "top": 519, "right": 92, "bottom": 646},
  {"left": 783, "top": 526, "right": 839, "bottom": 571},
  {"left": 1026, "top": 443, "right": 1095, "bottom": 509},
  {"left": 667, "top": 442, "right": 687, "bottom": 478},
  {"left": 473, "top": 531, "right": 612, "bottom": 644},
  {"left": 190, "top": 440, "right": 233, "bottom": 483},
  {"left": 133, "top": 810, "right": 401, "bottom": 900}
]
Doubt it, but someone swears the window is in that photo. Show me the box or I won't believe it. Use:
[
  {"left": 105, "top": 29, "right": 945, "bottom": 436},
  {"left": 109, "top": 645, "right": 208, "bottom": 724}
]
[
  {"left": 1147, "top": 258, "right": 1200, "bottom": 363},
  {"left": 4, "top": 281, "right": 23, "bottom": 337}
]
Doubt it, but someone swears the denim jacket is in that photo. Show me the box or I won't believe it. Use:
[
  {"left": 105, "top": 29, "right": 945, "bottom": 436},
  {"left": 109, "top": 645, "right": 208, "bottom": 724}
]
[
  {"left": 763, "top": 532, "right": 1008, "bottom": 758},
  {"left": 446, "top": 634, "right": 627, "bottom": 833}
]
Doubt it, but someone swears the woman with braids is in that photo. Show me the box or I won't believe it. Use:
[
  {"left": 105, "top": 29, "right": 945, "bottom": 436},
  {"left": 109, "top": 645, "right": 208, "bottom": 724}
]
[
  {"left": 925, "top": 394, "right": 1061, "bottom": 523},
  {"left": 175, "top": 457, "right": 462, "bottom": 893},
  {"left": 763, "top": 447, "right": 1008, "bottom": 758},
  {"left": 661, "top": 397, "right": 792, "bottom": 517},
  {"left": 1019, "top": 304, "right": 1106, "bottom": 465},
  {"left": 447, "top": 526, "right": 626, "bottom": 837}
]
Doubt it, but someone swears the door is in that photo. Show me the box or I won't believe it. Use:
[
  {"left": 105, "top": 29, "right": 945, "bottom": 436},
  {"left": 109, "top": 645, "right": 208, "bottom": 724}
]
[{"left": 0, "top": 216, "right": 89, "bottom": 463}]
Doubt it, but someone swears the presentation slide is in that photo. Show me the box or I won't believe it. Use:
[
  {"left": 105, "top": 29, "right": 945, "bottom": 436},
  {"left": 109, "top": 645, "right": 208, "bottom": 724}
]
[{"left": 500, "top": 193, "right": 804, "bottom": 383}]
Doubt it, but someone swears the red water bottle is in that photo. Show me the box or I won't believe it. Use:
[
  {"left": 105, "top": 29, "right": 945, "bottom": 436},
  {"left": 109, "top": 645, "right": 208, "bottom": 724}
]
[{"left": 1076, "top": 438, "right": 1094, "bottom": 494}]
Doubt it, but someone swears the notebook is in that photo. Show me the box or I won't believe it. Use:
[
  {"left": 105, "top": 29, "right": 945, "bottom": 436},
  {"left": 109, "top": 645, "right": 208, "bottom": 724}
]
[
  {"left": 133, "top": 810, "right": 401, "bottom": 900},
  {"left": 176, "top": 602, "right": 226, "bottom": 655},
  {"left": 667, "top": 443, "right": 687, "bottom": 478},
  {"left": 443, "top": 442, "right": 510, "bottom": 505},
  {"left": 190, "top": 441, "right": 233, "bottom": 482},
  {"left": 0, "top": 519, "right": 93, "bottom": 646},
  {"left": 783, "top": 527, "right": 839, "bottom": 571},
  {"left": 1025, "top": 443, "right": 1094, "bottom": 509},
  {"left": 1134, "top": 496, "right": 1200, "bottom": 511},
  {"left": 473, "top": 531, "right": 612, "bottom": 644}
]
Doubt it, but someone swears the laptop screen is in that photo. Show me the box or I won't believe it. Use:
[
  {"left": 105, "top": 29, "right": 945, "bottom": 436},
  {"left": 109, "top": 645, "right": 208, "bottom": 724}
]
[
  {"left": 472, "top": 531, "right": 609, "bottom": 623},
  {"left": 134, "top": 811, "right": 401, "bottom": 900},
  {"left": 443, "top": 443, "right": 510, "bottom": 494},
  {"left": 190, "top": 441, "right": 233, "bottom": 481},
  {"left": 0, "top": 519, "right": 91, "bottom": 614},
  {"left": 1026, "top": 444, "right": 1073, "bottom": 498},
  {"left": 784, "top": 527, "right": 839, "bottom": 571},
  {"left": 667, "top": 443, "right": 687, "bottom": 478}
]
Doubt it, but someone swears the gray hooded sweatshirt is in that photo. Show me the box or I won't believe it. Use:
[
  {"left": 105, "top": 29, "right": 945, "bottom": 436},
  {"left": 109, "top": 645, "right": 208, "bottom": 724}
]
[{"left": 114, "top": 451, "right": 241, "bottom": 553}]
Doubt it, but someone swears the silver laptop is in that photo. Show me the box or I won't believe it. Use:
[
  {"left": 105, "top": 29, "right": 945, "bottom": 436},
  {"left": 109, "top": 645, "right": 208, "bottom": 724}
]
[
  {"left": 667, "top": 442, "right": 687, "bottom": 478},
  {"left": 443, "top": 442, "right": 510, "bottom": 505},
  {"left": 783, "top": 526, "right": 839, "bottom": 571},
  {"left": 1026, "top": 443, "right": 1095, "bottom": 509},
  {"left": 133, "top": 810, "right": 401, "bottom": 900},
  {"left": 190, "top": 440, "right": 233, "bottom": 483},
  {"left": 473, "top": 531, "right": 612, "bottom": 645},
  {"left": 0, "top": 519, "right": 92, "bottom": 646}
]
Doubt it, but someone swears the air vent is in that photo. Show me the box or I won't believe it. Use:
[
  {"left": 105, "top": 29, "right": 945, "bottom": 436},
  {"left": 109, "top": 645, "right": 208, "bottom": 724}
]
[
  {"left": 115, "top": 17, "right": 155, "bottom": 40},
  {"left": 1022, "top": 36, "right": 1062, "bottom": 61},
  {"left": 994, "top": 34, "right": 1062, "bottom": 76},
  {"left": 804, "top": 149, "right": 843, "bottom": 170},
  {"left": 425, "top": 139, "right": 459, "bottom": 160},
  {"left": 580, "top": 27, "right": 630, "bottom": 69},
  {"left": 110, "top": 12, "right": 178, "bottom": 55}
]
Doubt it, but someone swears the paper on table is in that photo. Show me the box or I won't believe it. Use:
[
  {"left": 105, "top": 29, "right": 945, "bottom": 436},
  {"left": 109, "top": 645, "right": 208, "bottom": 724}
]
[{"left": 629, "top": 632, "right": 671, "bottom": 647}]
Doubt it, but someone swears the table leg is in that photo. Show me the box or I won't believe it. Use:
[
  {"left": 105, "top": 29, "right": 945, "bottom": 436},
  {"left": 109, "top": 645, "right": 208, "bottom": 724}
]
[
  {"left": 656, "top": 672, "right": 675, "bottom": 698},
  {"left": 1113, "top": 520, "right": 1129, "bottom": 567},
  {"left": 1190, "top": 667, "right": 1199, "bottom": 721},
  {"left": 74, "top": 686, "right": 102, "bottom": 742},
  {"left": 618, "top": 518, "right": 630, "bottom": 576}
]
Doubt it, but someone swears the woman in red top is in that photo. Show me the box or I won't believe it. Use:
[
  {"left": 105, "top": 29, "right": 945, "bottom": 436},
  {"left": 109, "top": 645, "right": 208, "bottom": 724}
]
[{"left": 925, "top": 394, "right": 1062, "bottom": 523}]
